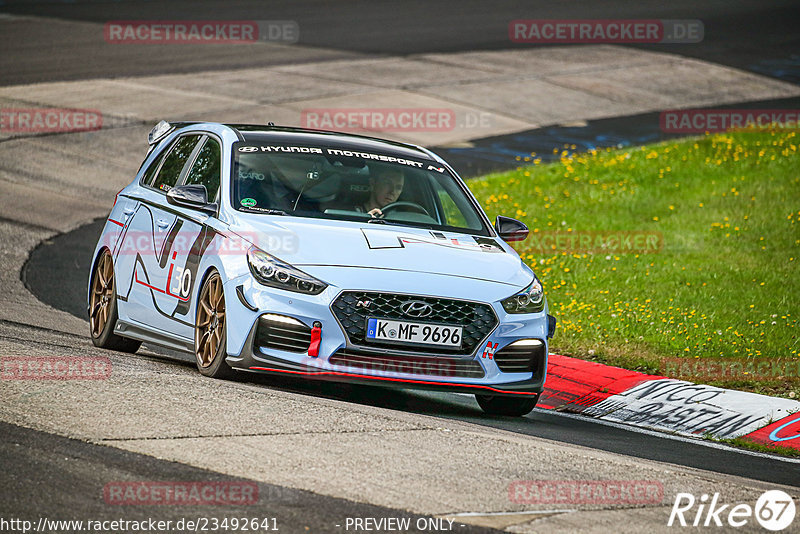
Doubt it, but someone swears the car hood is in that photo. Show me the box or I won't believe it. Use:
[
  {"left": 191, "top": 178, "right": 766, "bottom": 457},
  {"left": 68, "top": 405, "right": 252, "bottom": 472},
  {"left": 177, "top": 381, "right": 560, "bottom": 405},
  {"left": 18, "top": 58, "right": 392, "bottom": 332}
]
[{"left": 227, "top": 214, "right": 533, "bottom": 288}]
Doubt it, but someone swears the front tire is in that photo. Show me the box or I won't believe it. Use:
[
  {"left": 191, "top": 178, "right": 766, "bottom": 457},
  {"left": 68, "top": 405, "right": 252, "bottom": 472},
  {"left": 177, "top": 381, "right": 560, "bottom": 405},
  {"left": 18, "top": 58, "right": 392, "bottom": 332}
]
[
  {"left": 475, "top": 394, "right": 539, "bottom": 416},
  {"left": 89, "top": 250, "right": 141, "bottom": 353},
  {"left": 194, "top": 272, "right": 235, "bottom": 379}
]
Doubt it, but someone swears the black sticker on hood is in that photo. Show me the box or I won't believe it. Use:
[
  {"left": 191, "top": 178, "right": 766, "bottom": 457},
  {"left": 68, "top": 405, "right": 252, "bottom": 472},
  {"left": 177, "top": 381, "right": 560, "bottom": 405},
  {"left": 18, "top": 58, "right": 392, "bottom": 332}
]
[{"left": 473, "top": 236, "right": 504, "bottom": 253}]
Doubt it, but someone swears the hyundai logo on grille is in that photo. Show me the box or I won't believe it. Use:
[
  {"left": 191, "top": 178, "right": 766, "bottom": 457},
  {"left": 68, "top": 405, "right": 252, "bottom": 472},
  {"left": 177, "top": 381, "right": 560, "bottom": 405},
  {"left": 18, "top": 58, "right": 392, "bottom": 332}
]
[{"left": 400, "top": 300, "right": 433, "bottom": 318}]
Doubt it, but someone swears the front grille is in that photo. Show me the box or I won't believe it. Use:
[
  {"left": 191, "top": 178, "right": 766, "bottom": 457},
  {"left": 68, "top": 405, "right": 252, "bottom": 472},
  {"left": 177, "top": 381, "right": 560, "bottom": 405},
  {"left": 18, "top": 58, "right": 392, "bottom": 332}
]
[
  {"left": 255, "top": 315, "right": 311, "bottom": 353},
  {"left": 329, "top": 348, "right": 485, "bottom": 378},
  {"left": 494, "top": 340, "right": 546, "bottom": 375},
  {"left": 331, "top": 291, "right": 498, "bottom": 355}
]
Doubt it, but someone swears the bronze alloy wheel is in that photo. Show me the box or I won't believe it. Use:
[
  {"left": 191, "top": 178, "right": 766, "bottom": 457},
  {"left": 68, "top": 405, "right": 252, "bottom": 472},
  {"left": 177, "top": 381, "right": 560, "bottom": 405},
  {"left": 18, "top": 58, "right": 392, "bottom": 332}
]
[
  {"left": 88, "top": 250, "right": 140, "bottom": 352},
  {"left": 89, "top": 251, "right": 114, "bottom": 338},
  {"left": 195, "top": 272, "right": 235, "bottom": 378}
]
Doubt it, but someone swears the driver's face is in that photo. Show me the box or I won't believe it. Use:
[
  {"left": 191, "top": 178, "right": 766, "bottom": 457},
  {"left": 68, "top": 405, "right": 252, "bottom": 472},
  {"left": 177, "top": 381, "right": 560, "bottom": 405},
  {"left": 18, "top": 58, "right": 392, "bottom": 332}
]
[{"left": 372, "top": 172, "right": 404, "bottom": 207}]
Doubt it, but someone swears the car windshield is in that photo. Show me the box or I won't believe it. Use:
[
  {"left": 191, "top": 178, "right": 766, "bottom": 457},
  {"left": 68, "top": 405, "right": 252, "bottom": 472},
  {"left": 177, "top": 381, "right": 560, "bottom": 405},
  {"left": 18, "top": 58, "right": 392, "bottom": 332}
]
[{"left": 231, "top": 143, "right": 490, "bottom": 235}]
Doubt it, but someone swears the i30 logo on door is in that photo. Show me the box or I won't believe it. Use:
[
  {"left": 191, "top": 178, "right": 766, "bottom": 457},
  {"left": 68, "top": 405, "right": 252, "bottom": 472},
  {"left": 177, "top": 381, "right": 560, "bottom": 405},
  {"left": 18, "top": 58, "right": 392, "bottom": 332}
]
[{"left": 400, "top": 300, "right": 433, "bottom": 318}]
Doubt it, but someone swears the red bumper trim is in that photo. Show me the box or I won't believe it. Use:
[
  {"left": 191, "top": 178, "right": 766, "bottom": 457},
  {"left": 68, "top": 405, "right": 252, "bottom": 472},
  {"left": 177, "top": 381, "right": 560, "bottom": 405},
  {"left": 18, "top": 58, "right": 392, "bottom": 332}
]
[{"left": 248, "top": 365, "right": 539, "bottom": 395}]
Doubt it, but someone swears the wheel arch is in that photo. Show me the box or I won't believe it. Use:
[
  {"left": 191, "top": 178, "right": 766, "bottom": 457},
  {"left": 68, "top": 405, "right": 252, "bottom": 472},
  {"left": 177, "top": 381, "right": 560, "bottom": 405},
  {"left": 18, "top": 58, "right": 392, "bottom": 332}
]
[
  {"left": 193, "top": 263, "right": 226, "bottom": 330},
  {"left": 87, "top": 246, "right": 113, "bottom": 315}
]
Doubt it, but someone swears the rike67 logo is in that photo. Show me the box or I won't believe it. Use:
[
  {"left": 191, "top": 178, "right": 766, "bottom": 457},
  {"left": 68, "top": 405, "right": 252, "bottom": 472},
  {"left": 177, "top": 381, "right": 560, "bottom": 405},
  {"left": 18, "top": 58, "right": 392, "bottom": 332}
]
[{"left": 668, "top": 490, "right": 796, "bottom": 531}]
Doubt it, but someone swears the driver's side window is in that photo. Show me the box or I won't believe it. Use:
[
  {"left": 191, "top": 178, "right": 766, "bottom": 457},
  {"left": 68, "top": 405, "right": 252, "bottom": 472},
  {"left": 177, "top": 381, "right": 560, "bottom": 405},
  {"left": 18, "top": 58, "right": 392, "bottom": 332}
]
[{"left": 183, "top": 137, "right": 221, "bottom": 201}]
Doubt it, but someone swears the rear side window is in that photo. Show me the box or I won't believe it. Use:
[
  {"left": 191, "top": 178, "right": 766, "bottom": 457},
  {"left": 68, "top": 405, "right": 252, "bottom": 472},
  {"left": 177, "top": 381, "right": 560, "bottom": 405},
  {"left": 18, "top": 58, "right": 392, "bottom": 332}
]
[
  {"left": 152, "top": 134, "right": 202, "bottom": 192},
  {"left": 183, "top": 137, "right": 221, "bottom": 201},
  {"left": 140, "top": 151, "right": 165, "bottom": 186}
]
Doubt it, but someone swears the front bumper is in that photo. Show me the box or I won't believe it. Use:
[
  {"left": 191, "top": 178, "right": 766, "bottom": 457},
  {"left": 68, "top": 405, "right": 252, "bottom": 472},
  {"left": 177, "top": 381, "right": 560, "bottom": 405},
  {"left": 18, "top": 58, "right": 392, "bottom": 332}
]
[{"left": 224, "top": 276, "right": 549, "bottom": 396}]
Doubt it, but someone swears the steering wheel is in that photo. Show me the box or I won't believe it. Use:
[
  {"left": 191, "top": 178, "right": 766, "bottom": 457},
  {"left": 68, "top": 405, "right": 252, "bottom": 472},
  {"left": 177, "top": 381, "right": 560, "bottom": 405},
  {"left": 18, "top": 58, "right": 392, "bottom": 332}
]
[{"left": 379, "top": 201, "right": 430, "bottom": 217}]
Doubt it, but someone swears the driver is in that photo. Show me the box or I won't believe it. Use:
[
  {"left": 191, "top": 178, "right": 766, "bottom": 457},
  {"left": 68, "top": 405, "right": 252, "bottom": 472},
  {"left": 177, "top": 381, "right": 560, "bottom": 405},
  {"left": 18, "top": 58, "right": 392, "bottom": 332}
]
[{"left": 360, "top": 168, "right": 404, "bottom": 217}]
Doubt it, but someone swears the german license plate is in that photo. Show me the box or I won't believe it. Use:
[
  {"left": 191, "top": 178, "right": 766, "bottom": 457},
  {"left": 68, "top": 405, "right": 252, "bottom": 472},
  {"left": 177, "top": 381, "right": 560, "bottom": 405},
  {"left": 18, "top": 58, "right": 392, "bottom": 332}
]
[{"left": 366, "top": 318, "right": 462, "bottom": 347}]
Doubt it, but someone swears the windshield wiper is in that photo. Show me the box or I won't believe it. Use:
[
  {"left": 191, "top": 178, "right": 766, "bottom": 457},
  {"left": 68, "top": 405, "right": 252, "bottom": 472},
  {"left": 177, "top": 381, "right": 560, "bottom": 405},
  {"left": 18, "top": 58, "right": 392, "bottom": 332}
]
[
  {"left": 240, "top": 207, "right": 288, "bottom": 216},
  {"left": 367, "top": 218, "right": 415, "bottom": 227},
  {"left": 367, "top": 218, "right": 438, "bottom": 230}
]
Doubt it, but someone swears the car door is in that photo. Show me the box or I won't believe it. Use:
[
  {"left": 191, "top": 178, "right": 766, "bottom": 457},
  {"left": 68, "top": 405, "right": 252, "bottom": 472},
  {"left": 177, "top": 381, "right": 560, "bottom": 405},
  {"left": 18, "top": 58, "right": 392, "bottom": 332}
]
[
  {"left": 113, "top": 142, "right": 168, "bottom": 325},
  {"left": 120, "top": 133, "right": 204, "bottom": 333},
  {"left": 156, "top": 134, "right": 224, "bottom": 340}
]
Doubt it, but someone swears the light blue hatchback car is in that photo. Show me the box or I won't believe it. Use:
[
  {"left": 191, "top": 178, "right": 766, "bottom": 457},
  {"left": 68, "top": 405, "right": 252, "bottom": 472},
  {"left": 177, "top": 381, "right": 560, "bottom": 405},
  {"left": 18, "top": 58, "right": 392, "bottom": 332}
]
[{"left": 88, "top": 121, "right": 555, "bottom": 416}]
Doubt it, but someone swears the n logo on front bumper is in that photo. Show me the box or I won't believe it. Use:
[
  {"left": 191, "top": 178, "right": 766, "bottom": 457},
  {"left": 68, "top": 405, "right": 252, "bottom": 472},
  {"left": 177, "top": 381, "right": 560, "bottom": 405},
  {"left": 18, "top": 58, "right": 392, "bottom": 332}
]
[{"left": 482, "top": 341, "right": 498, "bottom": 359}]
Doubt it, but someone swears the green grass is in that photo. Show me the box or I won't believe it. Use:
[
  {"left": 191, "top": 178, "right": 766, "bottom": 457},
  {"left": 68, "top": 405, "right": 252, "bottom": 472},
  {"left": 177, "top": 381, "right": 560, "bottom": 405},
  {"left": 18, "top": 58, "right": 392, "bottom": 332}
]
[
  {"left": 707, "top": 436, "right": 800, "bottom": 458},
  {"left": 469, "top": 129, "right": 800, "bottom": 398}
]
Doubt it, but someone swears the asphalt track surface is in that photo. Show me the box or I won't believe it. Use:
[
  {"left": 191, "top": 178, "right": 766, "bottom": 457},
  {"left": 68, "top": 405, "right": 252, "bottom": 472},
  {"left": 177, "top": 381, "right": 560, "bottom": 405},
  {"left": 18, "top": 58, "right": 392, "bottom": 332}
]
[
  {"left": 1, "top": 0, "right": 799, "bottom": 85},
  {"left": 21, "top": 219, "right": 800, "bottom": 488},
  {"left": 0, "top": 421, "right": 499, "bottom": 533}
]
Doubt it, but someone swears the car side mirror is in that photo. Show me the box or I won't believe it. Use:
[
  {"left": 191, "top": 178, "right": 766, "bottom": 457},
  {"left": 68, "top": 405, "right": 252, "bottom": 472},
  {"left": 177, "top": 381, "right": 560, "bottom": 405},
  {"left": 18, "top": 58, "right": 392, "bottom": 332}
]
[
  {"left": 495, "top": 215, "right": 529, "bottom": 242},
  {"left": 166, "top": 185, "right": 217, "bottom": 215}
]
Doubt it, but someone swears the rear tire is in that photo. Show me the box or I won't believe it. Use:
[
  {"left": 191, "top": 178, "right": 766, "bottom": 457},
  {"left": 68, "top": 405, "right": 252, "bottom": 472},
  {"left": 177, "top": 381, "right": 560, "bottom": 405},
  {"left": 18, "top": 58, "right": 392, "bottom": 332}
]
[
  {"left": 195, "top": 272, "right": 236, "bottom": 379},
  {"left": 89, "top": 250, "right": 141, "bottom": 353},
  {"left": 475, "top": 394, "right": 539, "bottom": 416}
]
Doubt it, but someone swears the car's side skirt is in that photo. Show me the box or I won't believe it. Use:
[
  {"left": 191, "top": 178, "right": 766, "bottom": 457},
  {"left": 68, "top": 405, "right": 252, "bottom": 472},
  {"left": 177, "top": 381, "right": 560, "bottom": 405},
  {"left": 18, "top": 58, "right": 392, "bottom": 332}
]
[{"left": 115, "top": 319, "right": 194, "bottom": 354}]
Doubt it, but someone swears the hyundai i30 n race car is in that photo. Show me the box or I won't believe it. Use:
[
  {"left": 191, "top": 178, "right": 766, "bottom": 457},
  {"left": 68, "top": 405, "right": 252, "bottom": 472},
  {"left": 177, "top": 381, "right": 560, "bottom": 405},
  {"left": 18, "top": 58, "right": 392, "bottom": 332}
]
[{"left": 88, "top": 121, "right": 556, "bottom": 416}]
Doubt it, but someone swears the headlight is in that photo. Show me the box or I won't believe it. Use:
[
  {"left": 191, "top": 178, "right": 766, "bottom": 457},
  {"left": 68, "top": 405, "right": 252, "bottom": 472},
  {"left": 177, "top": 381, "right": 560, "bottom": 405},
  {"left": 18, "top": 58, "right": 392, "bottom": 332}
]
[
  {"left": 247, "top": 247, "right": 327, "bottom": 295},
  {"left": 502, "top": 277, "right": 545, "bottom": 314}
]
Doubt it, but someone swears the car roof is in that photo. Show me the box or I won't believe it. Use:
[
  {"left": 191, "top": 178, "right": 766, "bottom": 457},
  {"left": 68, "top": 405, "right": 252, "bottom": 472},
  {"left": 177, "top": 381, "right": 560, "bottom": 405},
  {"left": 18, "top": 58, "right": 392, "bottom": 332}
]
[{"left": 225, "top": 123, "right": 439, "bottom": 162}]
